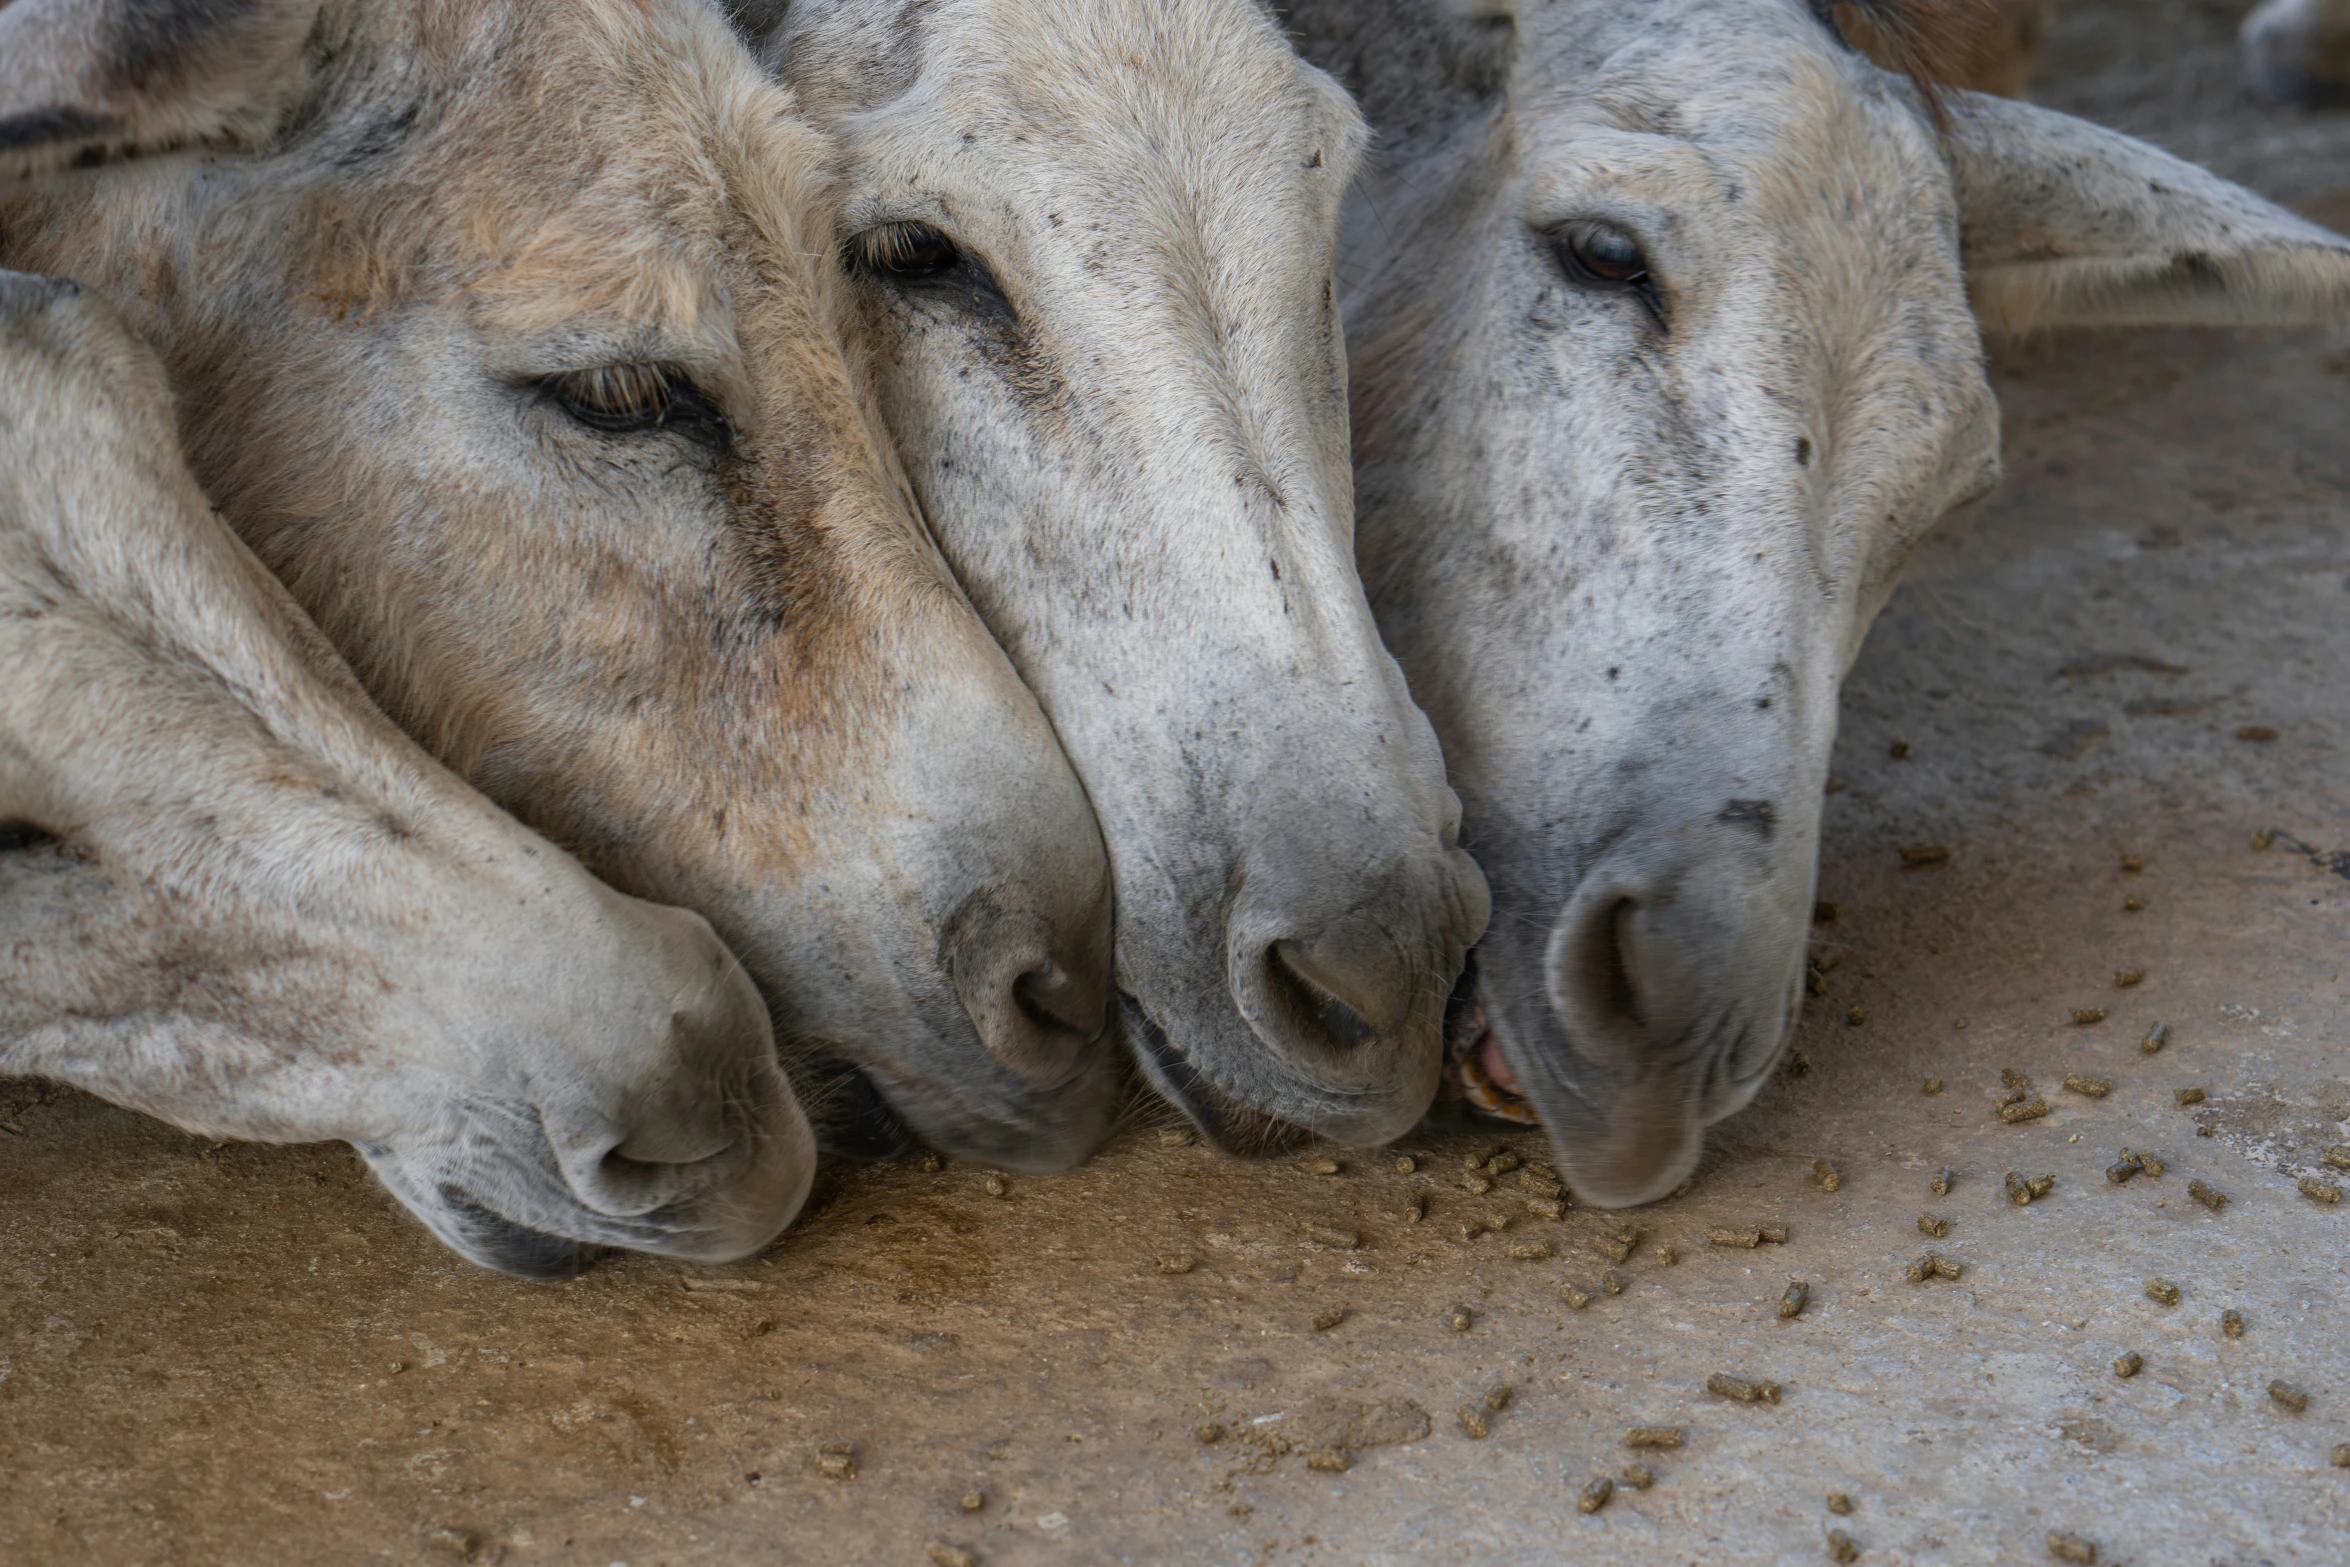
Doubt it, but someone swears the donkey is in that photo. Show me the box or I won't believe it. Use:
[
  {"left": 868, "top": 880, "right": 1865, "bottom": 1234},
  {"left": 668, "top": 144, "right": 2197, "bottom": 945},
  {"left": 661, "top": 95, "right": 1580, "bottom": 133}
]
[
  {"left": 733, "top": 0, "right": 1492, "bottom": 1149},
  {"left": 1281, "top": 0, "right": 2350, "bottom": 1203},
  {"left": 2243, "top": 0, "right": 2350, "bottom": 105},
  {"left": 0, "top": 0, "right": 1119, "bottom": 1171},
  {"left": 2, "top": 269, "right": 815, "bottom": 1276}
]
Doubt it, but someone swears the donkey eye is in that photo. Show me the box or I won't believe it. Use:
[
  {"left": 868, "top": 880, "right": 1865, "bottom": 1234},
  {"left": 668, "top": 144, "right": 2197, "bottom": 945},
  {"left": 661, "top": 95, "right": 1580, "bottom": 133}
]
[
  {"left": 543, "top": 363, "right": 729, "bottom": 446},
  {"left": 1552, "top": 221, "right": 1651, "bottom": 288},
  {"left": 851, "top": 220, "right": 963, "bottom": 280}
]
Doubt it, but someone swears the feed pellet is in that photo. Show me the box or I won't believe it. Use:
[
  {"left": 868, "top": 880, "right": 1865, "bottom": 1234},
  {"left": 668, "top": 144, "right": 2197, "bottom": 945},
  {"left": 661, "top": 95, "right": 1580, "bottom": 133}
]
[
  {"left": 1157, "top": 1255, "right": 1197, "bottom": 1275},
  {"left": 926, "top": 1542, "right": 977, "bottom": 1567},
  {"left": 1828, "top": 1530, "right": 1860, "bottom": 1564},
  {"left": 1706, "top": 1373, "right": 1782, "bottom": 1404},
  {"left": 2114, "top": 968, "right": 2142, "bottom": 988},
  {"left": 1448, "top": 1306, "right": 1473, "bottom": 1334},
  {"left": 1306, "top": 1449, "right": 1348, "bottom": 1472},
  {"left": 2269, "top": 1381, "right": 2308, "bottom": 1413},
  {"left": 2298, "top": 1176, "right": 2341, "bottom": 1204},
  {"left": 1310, "top": 1305, "right": 1346, "bottom": 1331},
  {"left": 2145, "top": 1278, "right": 2181, "bottom": 1307},
  {"left": 1931, "top": 1168, "right": 1954, "bottom": 1197},
  {"left": 2222, "top": 1310, "right": 2245, "bottom": 1339},
  {"left": 2071, "top": 1009, "right": 2106, "bottom": 1027},
  {"left": 1813, "top": 1160, "right": 1841, "bottom": 1192},
  {"left": 2141, "top": 1022, "right": 2168, "bottom": 1055},
  {"left": 1622, "top": 1464, "right": 1655, "bottom": 1490},
  {"left": 2001, "top": 1099, "right": 2050, "bottom": 1124},
  {"left": 2063, "top": 1074, "right": 2112, "bottom": 1098},
  {"left": 1779, "top": 1280, "right": 1810, "bottom": 1319},
  {"left": 1309, "top": 1156, "right": 1341, "bottom": 1175},
  {"left": 2175, "top": 1087, "right": 2206, "bottom": 1106},
  {"left": 1827, "top": 1493, "right": 1853, "bottom": 1516},
  {"left": 1578, "top": 1477, "right": 1614, "bottom": 1514},
  {"left": 1603, "top": 1268, "right": 1628, "bottom": 1295},
  {"left": 1623, "top": 1427, "right": 1682, "bottom": 1449},
  {"left": 1918, "top": 1213, "right": 1949, "bottom": 1238},
  {"left": 2113, "top": 1352, "right": 2142, "bottom": 1378},
  {"left": 2046, "top": 1531, "right": 2097, "bottom": 1564},
  {"left": 1508, "top": 1240, "right": 1552, "bottom": 1261},
  {"left": 961, "top": 1491, "right": 985, "bottom": 1512},
  {"left": 1711, "top": 1228, "right": 1763, "bottom": 1249},
  {"left": 1559, "top": 1283, "right": 1592, "bottom": 1310},
  {"left": 2188, "top": 1180, "right": 2228, "bottom": 1213},
  {"left": 1457, "top": 1405, "right": 1488, "bottom": 1439}
]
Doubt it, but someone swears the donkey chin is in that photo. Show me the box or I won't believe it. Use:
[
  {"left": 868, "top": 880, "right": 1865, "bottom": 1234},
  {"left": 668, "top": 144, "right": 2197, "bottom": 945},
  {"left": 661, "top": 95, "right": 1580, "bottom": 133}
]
[
  {"left": 1455, "top": 843, "right": 1811, "bottom": 1208},
  {"left": 360, "top": 1080, "right": 815, "bottom": 1280}
]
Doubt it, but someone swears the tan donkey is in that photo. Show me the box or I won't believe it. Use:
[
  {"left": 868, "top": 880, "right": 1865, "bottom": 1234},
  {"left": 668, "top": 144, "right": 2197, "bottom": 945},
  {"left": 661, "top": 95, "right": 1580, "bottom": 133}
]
[
  {"left": 1, "top": 269, "right": 816, "bottom": 1275},
  {"left": 1, "top": 0, "right": 1120, "bottom": 1176}
]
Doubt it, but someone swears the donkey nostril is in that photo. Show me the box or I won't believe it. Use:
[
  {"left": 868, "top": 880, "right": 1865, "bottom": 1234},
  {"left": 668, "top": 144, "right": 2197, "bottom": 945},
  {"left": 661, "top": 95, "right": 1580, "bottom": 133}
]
[
  {"left": 1013, "top": 957, "right": 1101, "bottom": 1039},
  {"left": 1269, "top": 938, "right": 1380, "bottom": 1049}
]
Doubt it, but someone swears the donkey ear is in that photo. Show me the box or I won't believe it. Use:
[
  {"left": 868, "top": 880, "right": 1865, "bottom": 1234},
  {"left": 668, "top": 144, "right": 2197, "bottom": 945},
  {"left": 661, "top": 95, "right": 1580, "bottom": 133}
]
[
  {"left": 0, "top": 0, "right": 320, "bottom": 183},
  {"left": 1942, "top": 90, "right": 2350, "bottom": 333}
]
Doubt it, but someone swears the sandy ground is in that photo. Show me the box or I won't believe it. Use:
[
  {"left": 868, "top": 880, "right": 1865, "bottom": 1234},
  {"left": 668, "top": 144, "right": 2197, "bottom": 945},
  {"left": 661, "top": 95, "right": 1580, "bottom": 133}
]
[{"left": 4, "top": 4, "right": 2347, "bottom": 1564}]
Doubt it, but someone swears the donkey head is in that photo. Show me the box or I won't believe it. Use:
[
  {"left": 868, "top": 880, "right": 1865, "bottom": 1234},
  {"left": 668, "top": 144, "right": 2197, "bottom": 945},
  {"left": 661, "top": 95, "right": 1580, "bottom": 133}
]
[
  {"left": 1, "top": 270, "right": 814, "bottom": 1276},
  {"left": 747, "top": 0, "right": 1491, "bottom": 1149},
  {"left": 1, "top": 0, "right": 1120, "bottom": 1171},
  {"left": 1293, "top": 0, "right": 2350, "bottom": 1202}
]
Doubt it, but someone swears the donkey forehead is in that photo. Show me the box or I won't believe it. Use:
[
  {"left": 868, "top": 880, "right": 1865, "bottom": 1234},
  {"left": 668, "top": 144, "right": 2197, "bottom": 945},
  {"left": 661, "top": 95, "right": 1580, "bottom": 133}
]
[
  {"left": 284, "top": 1, "right": 833, "bottom": 349},
  {"left": 833, "top": 0, "right": 1364, "bottom": 212}
]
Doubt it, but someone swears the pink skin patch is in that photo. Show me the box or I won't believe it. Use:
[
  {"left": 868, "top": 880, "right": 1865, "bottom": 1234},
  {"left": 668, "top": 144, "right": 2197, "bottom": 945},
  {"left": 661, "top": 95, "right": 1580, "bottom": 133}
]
[{"left": 1447, "top": 1002, "right": 1540, "bottom": 1125}]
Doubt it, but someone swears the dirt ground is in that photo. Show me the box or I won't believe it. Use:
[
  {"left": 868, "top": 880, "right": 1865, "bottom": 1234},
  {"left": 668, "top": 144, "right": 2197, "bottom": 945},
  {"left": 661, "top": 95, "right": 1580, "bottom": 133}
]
[{"left": 4, "top": 4, "right": 2347, "bottom": 1564}]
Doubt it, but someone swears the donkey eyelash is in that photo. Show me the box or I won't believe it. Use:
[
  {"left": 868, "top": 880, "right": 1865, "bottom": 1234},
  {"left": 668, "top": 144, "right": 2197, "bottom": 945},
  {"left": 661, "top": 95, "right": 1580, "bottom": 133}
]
[
  {"left": 849, "top": 220, "right": 964, "bottom": 279},
  {"left": 541, "top": 362, "right": 732, "bottom": 447}
]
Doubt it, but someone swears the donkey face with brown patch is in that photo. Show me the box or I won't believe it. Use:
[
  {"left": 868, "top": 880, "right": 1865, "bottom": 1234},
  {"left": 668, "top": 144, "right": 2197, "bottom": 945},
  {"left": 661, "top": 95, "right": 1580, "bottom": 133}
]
[
  {"left": 1, "top": 0, "right": 1118, "bottom": 1171},
  {"left": 2, "top": 269, "right": 814, "bottom": 1277},
  {"left": 1285, "top": 0, "right": 2350, "bottom": 1203}
]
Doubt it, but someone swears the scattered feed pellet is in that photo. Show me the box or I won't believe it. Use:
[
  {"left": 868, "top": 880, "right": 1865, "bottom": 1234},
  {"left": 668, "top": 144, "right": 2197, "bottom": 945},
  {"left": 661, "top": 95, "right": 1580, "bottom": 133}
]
[
  {"left": 2006, "top": 1171, "right": 2055, "bottom": 1205},
  {"left": 1462, "top": 1173, "right": 1493, "bottom": 1195},
  {"left": 1308, "top": 1156, "right": 1341, "bottom": 1176},
  {"left": 926, "top": 1542, "right": 977, "bottom": 1567},
  {"left": 2123, "top": 895, "right": 2145, "bottom": 912},
  {"left": 1813, "top": 1160, "right": 1841, "bottom": 1192},
  {"left": 1603, "top": 1269, "right": 1628, "bottom": 1295},
  {"left": 2045, "top": 1530, "right": 2098, "bottom": 1564},
  {"left": 1405, "top": 1193, "right": 1428, "bottom": 1224},
  {"left": 1622, "top": 1464, "right": 1654, "bottom": 1490},
  {"left": 2222, "top": 1309, "right": 2245, "bottom": 1339},
  {"left": 2136, "top": 1151, "right": 2166, "bottom": 1177},
  {"left": 1559, "top": 1283, "right": 1592, "bottom": 1310},
  {"left": 2175, "top": 1087, "right": 2206, "bottom": 1106},
  {"left": 2141, "top": 1022, "right": 2168, "bottom": 1055},
  {"left": 1394, "top": 1155, "right": 1416, "bottom": 1174},
  {"left": 1889, "top": 737, "right": 1911, "bottom": 759},
  {"left": 920, "top": 1151, "right": 947, "bottom": 1172},
  {"left": 1917, "top": 1213, "right": 1949, "bottom": 1237},
  {"left": 2002, "top": 1068, "right": 2032, "bottom": 1090},
  {"left": 1706, "top": 1373, "right": 1783, "bottom": 1404},
  {"left": 1489, "top": 1151, "right": 1523, "bottom": 1175},
  {"left": 2145, "top": 1278, "right": 2181, "bottom": 1307},
  {"left": 2070, "top": 1009, "right": 2106, "bottom": 1027},
  {"left": 981, "top": 1174, "right": 1008, "bottom": 1198},
  {"left": 1486, "top": 1385, "right": 1514, "bottom": 1413},
  {"left": 1457, "top": 1405, "right": 1489, "bottom": 1439},
  {"left": 2001, "top": 1099, "right": 2050, "bottom": 1124},
  {"left": 2115, "top": 968, "right": 2143, "bottom": 987},
  {"left": 1828, "top": 1530, "right": 1859, "bottom": 1564},
  {"left": 1525, "top": 1197, "right": 1566, "bottom": 1220},
  {"left": 2119, "top": 854, "right": 2143, "bottom": 873},
  {"left": 1594, "top": 1231, "right": 1637, "bottom": 1264},
  {"left": 2063, "top": 1074, "right": 2111, "bottom": 1098},
  {"left": 2113, "top": 1352, "right": 2142, "bottom": 1379},
  {"left": 1507, "top": 1240, "right": 1552, "bottom": 1261},
  {"left": 1196, "top": 1424, "right": 1225, "bottom": 1444},
  {"left": 2188, "top": 1180, "right": 2228, "bottom": 1213},
  {"left": 2298, "top": 1176, "right": 2341, "bottom": 1204},
  {"left": 1827, "top": 1493, "right": 1853, "bottom": 1516},
  {"left": 1305, "top": 1449, "right": 1349, "bottom": 1473},
  {"left": 961, "top": 1490, "right": 986, "bottom": 1511},
  {"left": 1157, "top": 1255, "right": 1196, "bottom": 1275},
  {"left": 1758, "top": 1224, "right": 1790, "bottom": 1245},
  {"left": 1310, "top": 1305, "right": 1346, "bottom": 1332},
  {"left": 1306, "top": 1225, "right": 1359, "bottom": 1250},
  {"left": 1448, "top": 1305, "right": 1474, "bottom": 1334},
  {"left": 1623, "top": 1427, "right": 1683, "bottom": 1449},
  {"left": 2269, "top": 1381, "right": 2308, "bottom": 1413},
  {"left": 817, "top": 1442, "right": 856, "bottom": 1480},
  {"left": 1779, "top": 1280, "right": 1810, "bottom": 1319},
  {"left": 1846, "top": 1006, "right": 1868, "bottom": 1027},
  {"left": 1923, "top": 1077, "right": 1944, "bottom": 1094},
  {"left": 1905, "top": 1253, "right": 1961, "bottom": 1283},
  {"left": 1656, "top": 1244, "right": 1678, "bottom": 1266},
  {"left": 1934, "top": 1256, "right": 1963, "bottom": 1280},
  {"left": 1898, "top": 842, "right": 1946, "bottom": 866},
  {"left": 2326, "top": 1146, "right": 2350, "bottom": 1171},
  {"left": 1459, "top": 1216, "right": 1506, "bottom": 1241},
  {"left": 2106, "top": 1154, "right": 2142, "bottom": 1184},
  {"left": 2332, "top": 1443, "right": 2350, "bottom": 1468},
  {"left": 1931, "top": 1168, "right": 1954, "bottom": 1197},
  {"left": 1710, "top": 1227, "right": 1763, "bottom": 1249},
  {"left": 1578, "top": 1476, "right": 1614, "bottom": 1514}
]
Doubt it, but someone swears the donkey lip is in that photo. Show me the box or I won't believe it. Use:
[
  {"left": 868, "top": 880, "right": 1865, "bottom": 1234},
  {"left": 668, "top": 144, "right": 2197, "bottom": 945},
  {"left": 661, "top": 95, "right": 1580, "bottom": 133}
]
[{"left": 1121, "top": 993, "right": 1236, "bottom": 1146}]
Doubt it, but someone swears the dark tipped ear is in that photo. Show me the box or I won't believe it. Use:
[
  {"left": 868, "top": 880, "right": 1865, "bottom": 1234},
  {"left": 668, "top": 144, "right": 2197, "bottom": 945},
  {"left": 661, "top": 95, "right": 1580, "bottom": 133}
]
[
  {"left": 0, "top": 0, "right": 321, "bottom": 182},
  {"left": 1944, "top": 90, "right": 2350, "bottom": 333},
  {"left": 719, "top": 0, "right": 794, "bottom": 61}
]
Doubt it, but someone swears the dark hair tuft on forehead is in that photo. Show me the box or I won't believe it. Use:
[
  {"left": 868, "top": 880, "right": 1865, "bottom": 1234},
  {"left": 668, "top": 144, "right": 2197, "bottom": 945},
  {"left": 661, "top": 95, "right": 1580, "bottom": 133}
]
[{"left": 1810, "top": 0, "right": 2005, "bottom": 123}]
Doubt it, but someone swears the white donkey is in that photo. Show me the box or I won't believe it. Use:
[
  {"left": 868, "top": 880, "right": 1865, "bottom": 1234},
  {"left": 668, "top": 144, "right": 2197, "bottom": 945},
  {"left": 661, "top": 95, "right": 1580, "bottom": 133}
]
[
  {"left": 1, "top": 269, "right": 815, "bottom": 1276},
  {"left": 1281, "top": 0, "right": 2350, "bottom": 1203},
  {"left": 736, "top": 0, "right": 1492, "bottom": 1149},
  {"left": 1, "top": 0, "right": 1119, "bottom": 1171}
]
